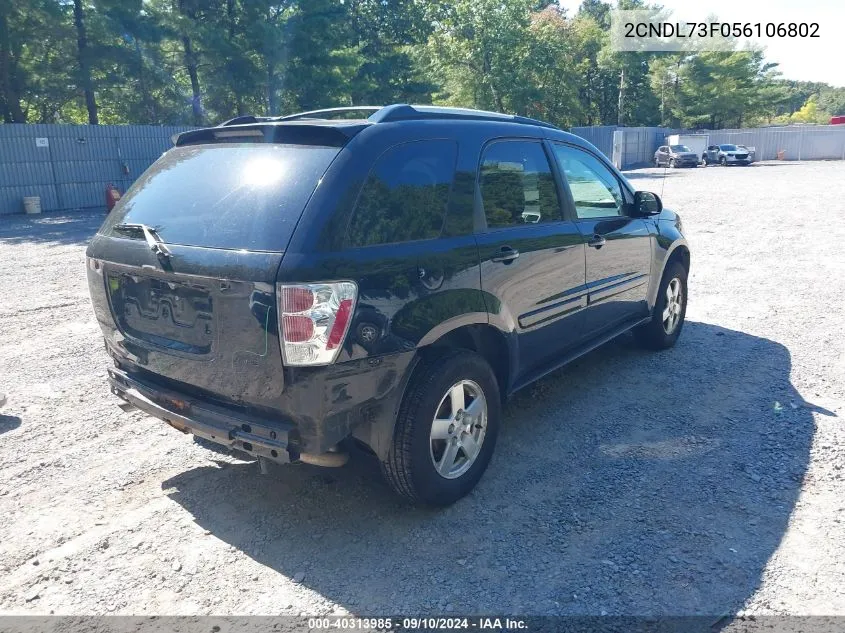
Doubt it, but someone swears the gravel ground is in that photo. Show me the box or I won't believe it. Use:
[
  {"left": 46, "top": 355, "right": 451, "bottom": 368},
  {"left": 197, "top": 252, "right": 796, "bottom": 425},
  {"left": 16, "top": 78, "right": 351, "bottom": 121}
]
[{"left": 0, "top": 160, "right": 844, "bottom": 617}]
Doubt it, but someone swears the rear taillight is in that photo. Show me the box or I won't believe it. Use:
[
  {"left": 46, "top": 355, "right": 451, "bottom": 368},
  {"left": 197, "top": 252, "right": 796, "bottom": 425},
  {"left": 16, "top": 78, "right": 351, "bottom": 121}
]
[{"left": 277, "top": 281, "right": 357, "bottom": 366}]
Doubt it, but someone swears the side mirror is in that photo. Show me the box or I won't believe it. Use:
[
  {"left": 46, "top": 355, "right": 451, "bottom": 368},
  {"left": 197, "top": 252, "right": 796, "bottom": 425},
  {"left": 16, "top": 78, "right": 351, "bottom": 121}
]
[{"left": 634, "top": 190, "right": 662, "bottom": 215}]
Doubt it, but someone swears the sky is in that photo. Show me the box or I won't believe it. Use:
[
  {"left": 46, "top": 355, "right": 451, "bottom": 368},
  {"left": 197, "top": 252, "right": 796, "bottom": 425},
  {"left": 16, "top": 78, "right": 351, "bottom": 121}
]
[{"left": 556, "top": 0, "right": 845, "bottom": 87}]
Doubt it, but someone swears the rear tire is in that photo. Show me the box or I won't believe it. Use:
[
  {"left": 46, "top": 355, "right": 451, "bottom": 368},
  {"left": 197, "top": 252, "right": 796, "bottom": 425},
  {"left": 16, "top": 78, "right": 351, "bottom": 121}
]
[
  {"left": 381, "top": 350, "right": 501, "bottom": 506},
  {"left": 634, "top": 261, "right": 688, "bottom": 351}
]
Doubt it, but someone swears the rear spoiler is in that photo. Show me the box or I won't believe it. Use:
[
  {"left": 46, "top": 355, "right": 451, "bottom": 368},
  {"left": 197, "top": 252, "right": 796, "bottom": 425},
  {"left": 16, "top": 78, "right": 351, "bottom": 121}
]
[{"left": 172, "top": 121, "right": 370, "bottom": 148}]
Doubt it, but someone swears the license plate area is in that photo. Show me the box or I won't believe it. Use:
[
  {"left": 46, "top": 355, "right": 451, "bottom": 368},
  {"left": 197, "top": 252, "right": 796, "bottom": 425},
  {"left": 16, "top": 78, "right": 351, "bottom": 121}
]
[{"left": 107, "top": 272, "right": 215, "bottom": 355}]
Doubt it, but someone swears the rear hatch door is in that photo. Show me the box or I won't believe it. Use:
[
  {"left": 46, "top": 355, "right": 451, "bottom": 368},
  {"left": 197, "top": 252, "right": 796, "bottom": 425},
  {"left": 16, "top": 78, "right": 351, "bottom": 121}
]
[{"left": 88, "top": 128, "right": 349, "bottom": 408}]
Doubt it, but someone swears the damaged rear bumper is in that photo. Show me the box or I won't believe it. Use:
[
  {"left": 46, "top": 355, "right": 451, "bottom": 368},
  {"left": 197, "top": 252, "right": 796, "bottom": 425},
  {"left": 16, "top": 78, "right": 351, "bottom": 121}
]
[{"left": 108, "top": 367, "right": 296, "bottom": 464}]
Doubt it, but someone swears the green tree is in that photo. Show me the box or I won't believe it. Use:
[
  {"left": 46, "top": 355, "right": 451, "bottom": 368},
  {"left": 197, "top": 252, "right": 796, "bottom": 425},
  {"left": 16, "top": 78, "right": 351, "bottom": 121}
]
[
  {"left": 72, "top": 0, "right": 98, "bottom": 123},
  {"left": 424, "top": 0, "right": 584, "bottom": 127},
  {"left": 818, "top": 86, "right": 845, "bottom": 117},
  {"left": 789, "top": 95, "right": 829, "bottom": 124},
  {"left": 672, "top": 50, "right": 773, "bottom": 129},
  {"left": 0, "top": 0, "right": 27, "bottom": 122},
  {"left": 1, "top": 0, "right": 79, "bottom": 123},
  {"left": 0, "top": 0, "right": 840, "bottom": 129},
  {"left": 425, "top": 0, "right": 534, "bottom": 112},
  {"left": 345, "top": 0, "right": 436, "bottom": 106},
  {"left": 524, "top": 6, "right": 583, "bottom": 126},
  {"left": 649, "top": 54, "right": 683, "bottom": 127}
]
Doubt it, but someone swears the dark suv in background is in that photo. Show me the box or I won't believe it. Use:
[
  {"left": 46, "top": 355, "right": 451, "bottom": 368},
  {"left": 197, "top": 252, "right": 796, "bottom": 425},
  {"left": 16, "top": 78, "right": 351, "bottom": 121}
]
[
  {"left": 653, "top": 144, "right": 699, "bottom": 168},
  {"left": 87, "top": 104, "right": 690, "bottom": 505}
]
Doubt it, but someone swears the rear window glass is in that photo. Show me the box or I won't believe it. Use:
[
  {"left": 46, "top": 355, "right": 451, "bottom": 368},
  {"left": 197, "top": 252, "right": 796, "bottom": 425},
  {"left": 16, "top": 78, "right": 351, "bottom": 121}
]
[
  {"left": 346, "top": 140, "right": 457, "bottom": 248},
  {"left": 102, "top": 143, "right": 339, "bottom": 251}
]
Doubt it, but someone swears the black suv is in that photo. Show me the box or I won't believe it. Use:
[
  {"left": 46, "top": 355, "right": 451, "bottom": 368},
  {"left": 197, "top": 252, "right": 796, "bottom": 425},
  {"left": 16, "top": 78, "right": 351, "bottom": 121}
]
[{"left": 87, "top": 104, "right": 690, "bottom": 505}]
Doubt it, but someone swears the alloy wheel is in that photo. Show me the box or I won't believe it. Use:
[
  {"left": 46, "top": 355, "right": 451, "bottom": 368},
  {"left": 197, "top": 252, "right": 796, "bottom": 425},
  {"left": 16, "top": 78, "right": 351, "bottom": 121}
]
[
  {"left": 429, "top": 380, "right": 488, "bottom": 479},
  {"left": 662, "top": 277, "right": 683, "bottom": 334}
]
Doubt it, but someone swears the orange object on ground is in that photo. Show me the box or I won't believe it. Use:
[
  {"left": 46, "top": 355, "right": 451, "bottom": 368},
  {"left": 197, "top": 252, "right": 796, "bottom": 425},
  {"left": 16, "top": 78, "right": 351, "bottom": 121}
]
[{"left": 105, "top": 184, "right": 122, "bottom": 212}]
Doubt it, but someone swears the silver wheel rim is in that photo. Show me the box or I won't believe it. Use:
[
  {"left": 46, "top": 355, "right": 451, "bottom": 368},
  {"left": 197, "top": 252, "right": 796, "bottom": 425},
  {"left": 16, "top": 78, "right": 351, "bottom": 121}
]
[
  {"left": 429, "top": 380, "right": 488, "bottom": 480},
  {"left": 662, "top": 277, "right": 683, "bottom": 334}
]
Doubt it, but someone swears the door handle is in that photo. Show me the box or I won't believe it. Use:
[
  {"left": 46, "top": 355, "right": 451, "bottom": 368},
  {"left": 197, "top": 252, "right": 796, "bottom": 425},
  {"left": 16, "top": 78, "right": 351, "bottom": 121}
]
[
  {"left": 588, "top": 234, "right": 606, "bottom": 249},
  {"left": 491, "top": 246, "right": 520, "bottom": 264}
]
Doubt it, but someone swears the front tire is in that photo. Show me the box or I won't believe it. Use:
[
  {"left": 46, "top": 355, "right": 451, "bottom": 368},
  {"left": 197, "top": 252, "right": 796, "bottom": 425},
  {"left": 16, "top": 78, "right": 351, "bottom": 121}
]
[
  {"left": 381, "top": 351, "right": 501, "bottom": 506},
  {"left": 720, "top": 156, "right": 727, "bottom": 166},
  {"left": 634, "top": 261, "right": 688, "bottom": 350},
  {"left": 669, "top": 158, "right": 676, "bottom": 168}
]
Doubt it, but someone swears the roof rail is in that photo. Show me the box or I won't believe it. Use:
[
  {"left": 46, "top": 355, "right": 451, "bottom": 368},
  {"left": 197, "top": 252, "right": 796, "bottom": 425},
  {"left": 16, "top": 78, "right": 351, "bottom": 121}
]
[
  {"left": 370, "top": 104, "right": 560, "bottom": 130},
  {"left": 277, "top": 106, "right": 383, "bottom": 121},
  {"left": 219, "top": 115, "right": 275, "bottom": 126},
  {"left": 218, "top": 104, "right": 560, "bottom": 129}
]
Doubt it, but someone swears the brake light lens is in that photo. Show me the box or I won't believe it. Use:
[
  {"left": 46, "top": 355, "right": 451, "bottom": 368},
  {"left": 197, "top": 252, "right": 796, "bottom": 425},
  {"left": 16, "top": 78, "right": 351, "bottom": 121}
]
[
  {"left": 277, "top": 281, "right": 357, "bottom": 366},
  {"left": 282, "top": 287, "right": 314, "bottom": 313},
  {"left": 282, "top": 315, "right": 314, "bottom": 343}
]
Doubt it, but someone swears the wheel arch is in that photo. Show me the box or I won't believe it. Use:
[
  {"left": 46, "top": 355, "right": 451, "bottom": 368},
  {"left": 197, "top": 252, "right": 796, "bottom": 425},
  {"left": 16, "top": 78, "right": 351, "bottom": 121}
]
[
  {"left": 665, "top": 243, "right": 690, "bottom": 274},
  {"left": 360, "top": 322, "right": 514, "bottom": 461},
  {"left": 417, "top": 323, "right": 513, "bottom": 401},
  {"left": 648, "top": 241, "right": 690, "bottom": 309}
]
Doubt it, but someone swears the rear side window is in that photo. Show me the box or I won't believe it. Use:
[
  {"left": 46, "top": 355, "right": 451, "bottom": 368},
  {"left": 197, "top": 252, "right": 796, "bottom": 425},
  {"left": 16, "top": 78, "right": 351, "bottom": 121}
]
[
  {"left": 478, "top": 141, "right": 561, "bottom": 229},
  {"left": 346, "top": 140, "right": 457, "bottom": 248},
  {"left": 102, "top": 143, "right": 339, "bottom": 251}
]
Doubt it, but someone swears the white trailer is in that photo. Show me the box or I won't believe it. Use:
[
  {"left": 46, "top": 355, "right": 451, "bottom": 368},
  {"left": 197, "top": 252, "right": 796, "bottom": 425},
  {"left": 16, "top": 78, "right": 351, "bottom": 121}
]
[{"left": 666, "top": 134, "right": 709, "bottom": 161}]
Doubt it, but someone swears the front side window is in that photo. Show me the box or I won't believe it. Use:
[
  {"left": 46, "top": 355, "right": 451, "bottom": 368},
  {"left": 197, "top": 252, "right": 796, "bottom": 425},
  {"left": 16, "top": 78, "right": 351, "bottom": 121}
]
[
  {"left": 346, "top": 140, "right": 457, "bottom": 248},
  {"left": 478, "top": 141, "right": 560, "bottom": 229},
  {"left": 552, "top": 144, "right": 625, "bottom": 220}
]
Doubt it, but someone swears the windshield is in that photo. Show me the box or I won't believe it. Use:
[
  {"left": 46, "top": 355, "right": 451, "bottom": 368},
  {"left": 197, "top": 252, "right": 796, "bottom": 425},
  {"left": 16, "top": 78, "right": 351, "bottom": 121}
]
[
  {"left": 670, "top": 145, "right": 691, "bottom": 152},
  {"left": 720, "top": 144, "right": 738, "bottom": 151},
  {"left": 102, "top": 143, "right": 339, "bottom": 251}
]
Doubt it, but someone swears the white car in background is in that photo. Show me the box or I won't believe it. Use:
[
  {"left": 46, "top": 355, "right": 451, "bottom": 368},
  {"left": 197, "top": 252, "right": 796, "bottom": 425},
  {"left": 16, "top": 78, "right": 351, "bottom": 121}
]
[
  {"left": 737, "top": 144, "right": 756, "bottom": 162},
  {"left": 703, "top": 144, "right": 752, "bottom": 166}
]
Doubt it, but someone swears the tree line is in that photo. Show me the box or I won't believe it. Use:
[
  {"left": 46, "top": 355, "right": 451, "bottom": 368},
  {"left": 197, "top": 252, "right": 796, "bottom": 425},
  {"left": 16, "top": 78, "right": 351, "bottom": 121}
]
[{"left": 2, "top": 0, "right": 844, "bottom": 129}]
